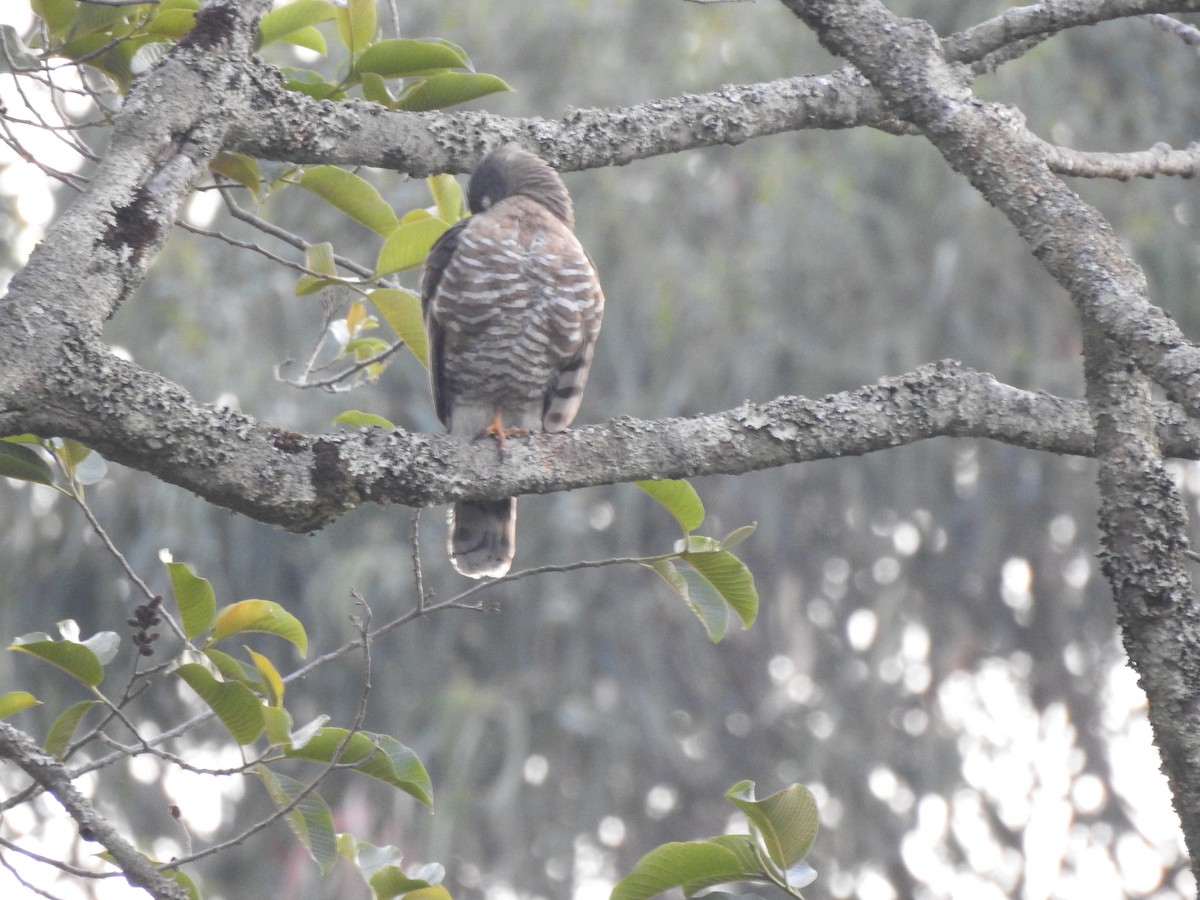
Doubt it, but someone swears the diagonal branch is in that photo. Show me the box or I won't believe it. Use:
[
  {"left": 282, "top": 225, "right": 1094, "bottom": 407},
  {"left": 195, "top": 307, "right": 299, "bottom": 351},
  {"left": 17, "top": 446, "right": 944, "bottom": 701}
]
[
  {"left": 777, "top": 0, "right": 1200, "bottom": 875},
  {"left": 0, "top": 723, "right": 187, "bottom": 900}
]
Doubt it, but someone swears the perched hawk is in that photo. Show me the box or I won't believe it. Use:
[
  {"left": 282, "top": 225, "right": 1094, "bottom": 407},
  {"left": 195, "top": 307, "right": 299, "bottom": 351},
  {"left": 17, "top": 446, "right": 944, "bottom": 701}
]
[{"left": 421, "top": 144, "right": 605, "bottom": 578}]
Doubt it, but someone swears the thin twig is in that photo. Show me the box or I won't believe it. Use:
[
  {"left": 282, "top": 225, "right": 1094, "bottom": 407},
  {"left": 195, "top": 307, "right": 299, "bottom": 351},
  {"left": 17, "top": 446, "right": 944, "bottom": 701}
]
[{"left": 0, "top": 847, "right": 72, "bottom": 899}]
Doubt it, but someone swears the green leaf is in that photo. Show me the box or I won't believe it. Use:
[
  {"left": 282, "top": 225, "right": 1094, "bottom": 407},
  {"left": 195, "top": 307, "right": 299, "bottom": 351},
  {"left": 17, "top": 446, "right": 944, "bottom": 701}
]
[
  {"left": 174, "top": 662, "right": 265, "bottom": 745},
  {"left": 203, "top": 647, "right": 257, "bottom": 684},
  {"left": 369, "top": 288, "right": 429, "bottom": 368},
  {"left": 45, "top": 699, "right": 99, "bottom": 758},
  {"left": 147, "top": 8, "right": 196, "bottom": 38},
  {"left": 259, "top": 0, "right": 337, "bottom": 47},
  {"left": 281, "top": 24, "right": 328, "bottom": 54},
  {"left": 167, "top": 561, "right": 217, "bottom": 640},
  {"left": 296, "top": 241, "right": 342, "bottom": 295},
  {"left": 334, "top": 410, "right": 396, "bottom": 430},
  {"left": 726, "top": 781, "right": 820, "bottom": 870},
  {"left": 98, "top": 852, "right": 201, "bottom": 900},
  {"left": 375, "top": 218, "right": 449, "bottom": 276},
  {"left": 637, "top": 480, "right": 705, "bottom": 533},
  {"left": 395, "top": 886, "right": 452, "bottom": 900},
  {"left": 255, "top": 765, "right": 338, "bottom": 874},
  {"left": 286, "top": 728, "right": 433, "bottom": 808},
  {"left": 355, "top": 39, "right": 468, "bottom": 78},
  {"left": 71, "top": 2, "right": 128, "bottom": 38},
  {"left": 361, "top": 72, "right": 394, "bottom": 106},
  {"left": 211, "top": 599, "right": 309, "bottom": 657},
  {"left": 681, "top": 550, "right": 759, "bottom": 630},
  {"left": 0, "top": 441, "right": 54, "bottom": 486},
  {"left": 612, "top": 840, "right": 753, "bottom": 900},
  {"left": 719, "top": 524, "right": 757, "bottom": 551},
  {"left": 367, "top": 866, "right": 447, "bottom": 900},
  {"left": 32, "top": 0, "right": 79, "bottom": 40},
  {"left": 210, "top": 152, "right": 263, "bottom": 195},
  {"left": 247, "top": 648, "right": 284, "bottom": 707},
  {"left": 649, "top": 559, "right": 729, "bottom": 643},
  {"left": 344, "top": 336, "right": 390, "bottom": 359},
  {"left": 393, "top": 72, "right": 512, "bottom": 112},
  {"left": 0, "top": 691, "right": 40, "bottom": 721},
  {"left": 262, "top": 705, "right": 294, "bottom": 746},
  {"left": 335, "top": 0, "right": 376, "bottom": 54},
  {"left": 9, "top": 633, "right": 108, "bottom": 687},
  {"left": 300, "top": 166, "right": 399, "bottom": 236},
  {"left": 427, "top": 173, "right": 464, "bottom": 223},
  {"left": 282, "top": 68, "right": 343, "bottom": 100}
]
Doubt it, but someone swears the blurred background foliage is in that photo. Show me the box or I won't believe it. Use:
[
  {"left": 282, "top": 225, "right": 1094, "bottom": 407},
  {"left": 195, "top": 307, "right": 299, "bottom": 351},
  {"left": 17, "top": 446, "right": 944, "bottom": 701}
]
[{"left": 3, "top": 1, "right": 1200, "bottom": 898}]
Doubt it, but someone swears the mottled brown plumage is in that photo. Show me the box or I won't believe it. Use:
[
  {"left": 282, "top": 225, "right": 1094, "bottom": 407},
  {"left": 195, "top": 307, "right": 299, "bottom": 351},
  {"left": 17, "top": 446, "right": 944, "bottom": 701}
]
[{"left": 421, "top": 145, "right": 605, "bottom": 578}]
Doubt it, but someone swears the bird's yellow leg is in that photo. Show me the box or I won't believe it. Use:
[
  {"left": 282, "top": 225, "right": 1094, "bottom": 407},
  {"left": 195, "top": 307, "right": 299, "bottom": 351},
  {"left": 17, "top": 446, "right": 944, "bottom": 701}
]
[{"left": 480, "top": 411, "right": 528, "bottom": 450}]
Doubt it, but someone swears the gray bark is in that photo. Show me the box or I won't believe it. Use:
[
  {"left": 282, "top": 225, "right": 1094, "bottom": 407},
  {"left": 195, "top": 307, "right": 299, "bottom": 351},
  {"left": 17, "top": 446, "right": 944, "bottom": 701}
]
[{"left": 6, "top": 0, "right": 1200, "bottom": 886}]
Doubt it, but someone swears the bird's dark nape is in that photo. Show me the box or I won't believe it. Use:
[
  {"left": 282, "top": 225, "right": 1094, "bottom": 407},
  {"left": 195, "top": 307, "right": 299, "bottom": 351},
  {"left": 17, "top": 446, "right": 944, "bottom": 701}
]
[{"left": 467, "top": 144, "right": 574, "bottom": 228}]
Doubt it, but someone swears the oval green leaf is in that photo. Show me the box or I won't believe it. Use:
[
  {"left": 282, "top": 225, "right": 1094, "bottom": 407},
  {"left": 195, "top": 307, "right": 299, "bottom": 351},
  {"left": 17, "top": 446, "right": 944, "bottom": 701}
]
[
  {"left": 612, "top": 840, "right": 750, "bottom": 900},
  {"left": 203, "top": 647, "right": 256, "bottom": 684},
  {"left": 286, "top": 728, "right": 432, "bottom": 808},
  {"left": 210, "top": 151, "right": 263, "bottom": 195},
  {"left": 174, "top": 662, "right": 265, "bottom": 745},
  {"left": 247, "top": 647, "right": 284, "bottom": 707},
  {"left": 45, "top": 699, "right": 99, "bottom": 758},
  {"left": 334, "top": 410, "right": 396, "bottom": 430},
  {"left": 262, "top": 704, "right": 294, "bottom": 747},
  {"left": 355, "top": 38, "right": 467, "bottom": 78},
  {"left": 427, "top": 173, "right": 464, "bottom": 223},
  {"left": 648, "top": 559, "right": 729, "bottom": 644},
  {"left": 637, "top": 479, "right": 705, "bottom": 533},
  {"left": 300, "top": 166, "right": 399, "bottom": 236},
  {"left": 376, "top": 218, "right": 449, "bottom": 276},
  {"left": 393, "top": 72, "right": 512, "bottom": 112},
  {"left": 9, "top": 634, "right": 105, "bottom": 687},
  {"left": 167, "top": 561, "right": 217, "bottom": 639},
  {"left": 0, "top": 691, "right": 40, "bottom": 721},
  {"left": 211, "top": 600, "right": 308, "bottom": 657},
  {"left": 0, "top": 441, "right": 54, "bottom": 486},
  {"left": 719, "top": 523, "right": 757, "bottom": 551},
  {"left": 725, "top": 781, "right": 820, "bottom": 870},
  {"left": 255, "top": 765, "right": 338, "bottom": 874},
  {"left": 681, "top": 550, "right": 759, "bottom": 630},
  {"left": 147, "top": 8, "right": 195, "bottom": 38},
  {"left": 369, "top": 288, "right": 429, "bottom": 368},
  {"left": 258, "top": 0, "right": 336, "bottom": 47},
  {"left": 335, "top": 0, "right": 376, "bottom": 54}
]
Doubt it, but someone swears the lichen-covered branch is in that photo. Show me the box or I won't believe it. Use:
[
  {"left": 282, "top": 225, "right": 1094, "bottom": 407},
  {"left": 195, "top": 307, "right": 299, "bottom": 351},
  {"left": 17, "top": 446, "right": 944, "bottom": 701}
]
[
  {"left": 0, "top": 723, "right": 187, "bottom": 900},
  {"left": 778, "top": 0, "right": 1200, "bottom": 875}
]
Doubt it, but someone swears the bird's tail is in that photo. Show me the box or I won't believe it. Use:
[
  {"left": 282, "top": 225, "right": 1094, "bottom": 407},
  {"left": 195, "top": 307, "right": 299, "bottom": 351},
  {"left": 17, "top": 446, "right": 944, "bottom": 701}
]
[{"left": 449, "top": 499, "right": 516, "bottom": 578}]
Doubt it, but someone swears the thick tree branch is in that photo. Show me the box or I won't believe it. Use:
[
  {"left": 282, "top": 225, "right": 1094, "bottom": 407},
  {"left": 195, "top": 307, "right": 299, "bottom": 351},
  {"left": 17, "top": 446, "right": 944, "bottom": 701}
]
[
  {"left": 778, "top": 0, "right": 1200, "bottom": 875},
  {"left": 225, "top": 65, "right": 905, "bottom": 174},
  {"left": 1083, "top": 322, "right": 1200, "bottom": 872},
  {"left": 781, "top": 0, "right": 1200, "bottom": 416},
  {"left": 0, "top": 723, "right": 187, "bottom": 900},
  {"left": 5, "top": 344, "right": 1200, "bottom": 532}
]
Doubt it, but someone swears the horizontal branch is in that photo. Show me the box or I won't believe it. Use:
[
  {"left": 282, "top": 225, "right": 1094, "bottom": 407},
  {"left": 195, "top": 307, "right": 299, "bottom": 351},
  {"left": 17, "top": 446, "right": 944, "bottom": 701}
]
[
  {"left": 225, "top": 65, "right": 905, "bottom": 175},
  {"left": 5, "top": 344, "right": 1199, "bottom": 532}
]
